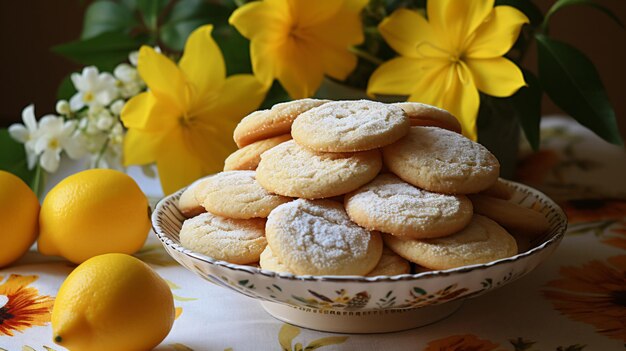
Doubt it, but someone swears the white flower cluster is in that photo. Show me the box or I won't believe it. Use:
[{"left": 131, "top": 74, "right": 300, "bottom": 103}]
[{"left": 9, "top": 52, "right": 146, "bottom": 173}]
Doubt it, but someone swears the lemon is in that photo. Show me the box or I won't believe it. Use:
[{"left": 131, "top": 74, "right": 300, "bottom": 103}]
[
  {"left": 0, "top": 170, "right": 40, "bottom": 267},
  {"left": 52, "top": 253, "right": 175, "bottom": 350},
  {"left": 39, "top": 169, "right": 150, "bottom": 264}
]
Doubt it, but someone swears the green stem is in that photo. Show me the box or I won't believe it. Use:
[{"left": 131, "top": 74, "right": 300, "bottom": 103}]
[
  {"left": 94, "top": 139, "right": 110, "bottom": 168},
  {"left": 349, "top": 47, "right": 384, "bottom": 66},
  {"left": 234, "top": 0, "right": 246, "bottom": 7},
  {"left": 31, "top": 163, "right": 46, "bottom": 200}
]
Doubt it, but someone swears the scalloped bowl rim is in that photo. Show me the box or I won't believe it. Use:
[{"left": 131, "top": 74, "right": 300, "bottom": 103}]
[{"left": 151, "top": 180, "right": 567, "bottom": 283}]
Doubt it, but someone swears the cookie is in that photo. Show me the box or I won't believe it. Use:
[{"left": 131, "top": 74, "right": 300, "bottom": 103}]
[
  {"left": 266, "top": 199, "right": 383, "bottom": 275},
  {"left": 256, "top": 140, "right": 382, "bottom": 199},
  {"left": 384, "top": 214, "right": 518, "bottom": 270},
  {"left": 345, "top": 173, "right": 473, "bottom": 239},
  {"left": 178, "top": 177, "right": 209, "bottom": 218},
  {"left": 393, "top": 102, "right": 462, "bottom": 133},
  {"left": 366, "top": 247, "right": 410, "bottom": 276},
  {"left": 469, "top": 194, "right": 550, "bottom": 237},
  {"left": 224, "top": 134, "right": 291, "bottom": 171},
  {"left": 480, "top": 178, "right": 514, "bottom": 200},
  {"left": 195, "top": 171, "right": 291, "bottom": 219},
  {"left": 179, "top": 212, "right": 267, "bottom": 264},
  {"left": 233, "top": 99, "right": 329, "bottom": 147},
  {"left": 259, "top": 245, "right": 293, "bottom": 273},
  {"left": 291, "top": 100, "right": 410, "bottom": 152},
  {"left": 383, "top": 127, "right": 500, "bottom": 194}
]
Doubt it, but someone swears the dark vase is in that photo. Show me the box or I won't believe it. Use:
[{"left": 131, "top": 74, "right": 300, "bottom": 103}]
[{"left": 476, "top": 96, "right": 521, "bottom": 179}]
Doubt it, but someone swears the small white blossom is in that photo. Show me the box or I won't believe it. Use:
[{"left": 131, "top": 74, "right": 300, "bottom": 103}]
[
  {"left": 129, "top": 51, "right": 139, "bottom": 67},
  {"left": 110, "top": 100, "right": 125, "bottom": 115},
  {"left": 114, "top": 63, "right": 144, "bottom": 98},
  {"left": 55, "top": 100, "right": 71, "bottom": 116},
  {"left": 69, "top": 66, "right": 118, "bottom": 111},
  {"left": 8, "top": 105, "right": 40, "bottom": 169},
  {"left": 34, "top": 116, "right": 86, "bottom": 173}
]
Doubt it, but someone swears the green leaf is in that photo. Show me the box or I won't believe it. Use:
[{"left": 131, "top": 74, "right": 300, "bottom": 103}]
[
  {"left": 57, "top": 74, "right": 77, "bottom": 100},
  {"left": 136, "top": 0, "right": 169, "bottom": 30},
  {"left": 81, "top": 0, "right": 137, "bottom": 39},
  {"left": 52, "top": 31, "right": 146, "bottom": 71},
  {"left": 0, "top": 129, "right": 37, "bottom": 187},
  {"left": 536, "top": 34, "right": 622, "bottom": 145},
  {"left": 119, "top": 0, "right": 137, "bottom": 11},
  {"left": 413, "top": 287, "right": 426, "bottom": 295},
  {"left": 160, "top": 0, "right": 230, "bottom": 51},
  {"left": 511, "top": 69, "right": 542, "bottom": 150},
  {"left": 496, "top": 0, "right": 543, "bottom": 27},
  {"left": 213, "top": 26, "right": 252, "bottom": 75},
  {"left": 544, "top": 0, "right": 624, "bottom": 32}
]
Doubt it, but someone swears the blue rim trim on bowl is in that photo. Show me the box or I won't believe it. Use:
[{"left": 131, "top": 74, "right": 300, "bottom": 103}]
[{"left": 151, "top": 180, "right": 567, "bottom": 283}]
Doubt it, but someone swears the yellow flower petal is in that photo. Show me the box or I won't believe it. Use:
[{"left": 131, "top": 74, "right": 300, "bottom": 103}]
[
  {"left": 123, "top": 129, "right": 167, "bottom": 166},
  {"left": 194, "top": 74, "right": 267, "bottom": 123},
  {"left": 368, "top": 57, "right": 441, "bottom": 96},
  {"left": 441, "top": 63, "right": 480, "bottom": 140},
  {"left": 290, "top": 0, "right": 343, "bottom": 27},
  {"left": 308, "top": 41, "right": 357, "bottom": 81},
  {"left": 466, "top": 57, "right": 526, "bottom": 97},
  {"left": 427, "top": 0, "right": 494, "bottom": 52},
  {"left": 121, "top": 92, "right": 179, "bottom": 132},
  {"left": 466, "top": 6, "right": 529, "bottom": 59},
  {"left": 379, "top": 8, "right": 437, "bottom": 58},
  {"left": 137, "top": 46, "right": 188, "bottom": 111},
  {"left": 275, "top": 39, "right": 324, "bottom": 99},
  {"left": 309, "top": 0, "right": 366, "bottom": 46},
  {"left": 250, "top": 38, "right": 279, "bottom": 86},
  {"left": 187, "top": 75, "right": 266, "bottom": 175},
  {"left": 156, "top": 130, "right": 207, "bottom": 195},
  {"left": 407, "top": 62, "right": 480, "bottom": 139},
  {"left": 229, "top": 1, "right": 288, "bottom": 40},
  {"left": 179, "top": 25, "right": 226, "bottom": 103}
]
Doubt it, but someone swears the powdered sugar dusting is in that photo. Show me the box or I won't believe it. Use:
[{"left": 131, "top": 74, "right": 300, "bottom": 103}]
[
  {"left": 266, "top": 199, "right": 377, "bottom": 275},
  {"left": 346, "top": 173, "right": 472, "bottom": 237},
  {"left": 292, "top": 100, "right": 409, "bottom": 151}
]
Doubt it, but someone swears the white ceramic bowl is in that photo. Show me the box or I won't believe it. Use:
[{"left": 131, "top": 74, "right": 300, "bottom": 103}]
[{"left": 152, "top": 180, "right": 567, "bottom": 333}]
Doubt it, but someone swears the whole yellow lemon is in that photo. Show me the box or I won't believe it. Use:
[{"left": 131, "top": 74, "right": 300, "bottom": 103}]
[
  {"left": 0, "top": 170, "right": 40, "bottom": 267},
  {"left": 39, "top": 169, "right": 150, "bottom": 264},
  {"left": 52, "top": 253, "right": 175, "bottom": 351}
]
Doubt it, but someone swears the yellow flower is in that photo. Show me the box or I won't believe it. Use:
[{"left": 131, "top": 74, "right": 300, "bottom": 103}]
[
  {"left": 367, "top": 0, "right": 528, "bottom": 139},
  {"left": 229, "top": 0, "right": 367, "bottom": 99},
  {"left": 121, "top": 25, "right": 266, "bottom": 194}
]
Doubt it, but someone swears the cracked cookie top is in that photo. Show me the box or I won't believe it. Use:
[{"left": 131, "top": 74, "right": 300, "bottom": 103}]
[
  {"left": 291, "top": 100, "right": 410, "bottom": 152},
  {"left": 195, "top": 171, "right": 291, "bottom": 219},
  {"left": 382, "top": 126, "right": 500, "bottom": 194},
  {"left": 265, "top": 199, "right": 383, "bottom": 275},
  {"left": 256, "top": 140, "right": 382, "bottom": 199},
  {"left": 345, "top": 173, "right": 473, "bottom": 239},
  {"left": 180, "top": 212, "right": 267, "bottom": 265},
  {"left": 233, "top": 98, "right": 329, "bottom": 147}
]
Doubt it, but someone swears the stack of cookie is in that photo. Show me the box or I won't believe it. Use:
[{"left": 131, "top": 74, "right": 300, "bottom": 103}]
[{"left": 178, "top": 99, "right": 550, "bottom": 276}]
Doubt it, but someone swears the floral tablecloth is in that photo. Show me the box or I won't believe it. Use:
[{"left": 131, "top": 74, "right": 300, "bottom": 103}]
[{"left": 2, "top": 117, "right": 625, "bottom": 351}]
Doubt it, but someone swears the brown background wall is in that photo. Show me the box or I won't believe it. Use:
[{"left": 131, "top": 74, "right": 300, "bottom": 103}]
[{"left": 1, "top": 1, "right": 625, "bottom": 139}]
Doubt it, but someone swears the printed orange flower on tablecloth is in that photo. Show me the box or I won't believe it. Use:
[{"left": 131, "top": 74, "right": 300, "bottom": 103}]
[
  {"left": 562, "top": 199, "right": 626, "bottom": 224},
  {"left": 0, "top": 274, "right": 54, "bottom": 336},
  {"left": 424, "top": 334, "right": 500, "bottom": 351},
  {"left": 543, "top": 255, "right": 626, "bottom": 341},
  {"left": 515, "top": 149, "right": 560, "bottom": 185},
  {"left": 604, "top": 220, "right": 626, "bottom": 250}
]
